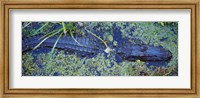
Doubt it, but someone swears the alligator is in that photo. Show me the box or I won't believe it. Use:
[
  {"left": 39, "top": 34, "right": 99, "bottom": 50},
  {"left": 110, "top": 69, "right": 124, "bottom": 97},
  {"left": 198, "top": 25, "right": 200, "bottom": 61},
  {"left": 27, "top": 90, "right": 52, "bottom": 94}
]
[{"left": 22, "top": 34, "right": 172, "bottom": 62}]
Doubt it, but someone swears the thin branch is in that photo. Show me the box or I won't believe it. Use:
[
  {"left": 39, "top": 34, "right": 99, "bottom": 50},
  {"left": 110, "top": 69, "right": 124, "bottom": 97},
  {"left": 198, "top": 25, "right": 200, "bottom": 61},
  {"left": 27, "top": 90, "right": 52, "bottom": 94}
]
[{"left": 85, "top": 27, "right": 108, "bottom": 48}]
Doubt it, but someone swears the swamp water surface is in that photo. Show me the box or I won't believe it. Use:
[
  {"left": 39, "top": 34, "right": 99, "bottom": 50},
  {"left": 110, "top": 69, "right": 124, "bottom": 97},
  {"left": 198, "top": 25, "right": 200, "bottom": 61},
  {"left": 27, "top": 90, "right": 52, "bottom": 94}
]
[{"left": 22, "top": 22, "right": 178, "bottom": 76}]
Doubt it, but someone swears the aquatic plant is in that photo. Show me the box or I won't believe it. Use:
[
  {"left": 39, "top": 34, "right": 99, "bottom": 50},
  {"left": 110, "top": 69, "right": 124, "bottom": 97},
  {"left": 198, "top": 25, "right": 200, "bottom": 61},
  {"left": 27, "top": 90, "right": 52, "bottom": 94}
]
[
  {"left": 22, "top": 22, "right": 178, "bottom": 76},
  {"left": 22, "top": 53, "right": 38, "bottom": 75},
  {"left": 22, "top": 50, "right": 177, "bottom": 76},
  {"left": 22, "top": 22, "right": 82, "bottom": 53}
]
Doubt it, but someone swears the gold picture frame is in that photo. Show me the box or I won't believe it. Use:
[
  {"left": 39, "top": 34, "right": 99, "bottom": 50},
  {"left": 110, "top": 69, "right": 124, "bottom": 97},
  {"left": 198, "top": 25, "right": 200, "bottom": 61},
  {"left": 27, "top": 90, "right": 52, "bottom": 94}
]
[{"left": 0, "top": 0, "right": 199, "bottom": 97}]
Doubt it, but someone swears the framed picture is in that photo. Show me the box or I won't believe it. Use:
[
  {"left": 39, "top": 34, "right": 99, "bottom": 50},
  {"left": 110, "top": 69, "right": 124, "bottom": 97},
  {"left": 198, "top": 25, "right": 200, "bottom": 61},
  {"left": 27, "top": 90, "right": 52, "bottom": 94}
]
[{"left": 1, "top": 0, "right": 199, "bottom": 97}]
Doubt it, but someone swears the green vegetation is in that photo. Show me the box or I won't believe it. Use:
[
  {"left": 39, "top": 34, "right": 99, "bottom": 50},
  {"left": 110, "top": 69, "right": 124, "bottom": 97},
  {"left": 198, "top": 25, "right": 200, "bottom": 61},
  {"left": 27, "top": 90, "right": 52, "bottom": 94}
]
[
  {"left": 23, "top": 50, "right": 177, "bottom": 76},
  {"left": 23, "top": 22, "right": 83, "bottom": 53},
  {"left": 22, "top": 22, "right": 178, "bottom": 76}
]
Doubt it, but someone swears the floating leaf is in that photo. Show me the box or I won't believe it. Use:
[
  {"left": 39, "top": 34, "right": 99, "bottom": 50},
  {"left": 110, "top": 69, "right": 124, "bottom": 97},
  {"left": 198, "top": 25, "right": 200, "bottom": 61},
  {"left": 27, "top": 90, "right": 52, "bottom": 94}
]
[
  {"left": 113, "top": 41, "right": 118, "bottom": 46},
  {"left": 105, "top": 35, "right": 113, "bottom": 42},
  {"left": 161, "top": 22, "right": 165, "bottom": 26},
  {"left": 104, "top": 47, "right": 112, "bottom": 53}
]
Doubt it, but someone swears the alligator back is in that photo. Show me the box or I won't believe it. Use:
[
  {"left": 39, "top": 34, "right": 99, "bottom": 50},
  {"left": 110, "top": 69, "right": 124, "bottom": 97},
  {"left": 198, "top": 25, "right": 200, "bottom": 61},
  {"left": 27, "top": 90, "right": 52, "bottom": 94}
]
[
  {"left": 22, "top": 34, "right": 172, "bottom": 62},
  {"left": 22, "top": 34, "right": 105, "bottom": 56}
]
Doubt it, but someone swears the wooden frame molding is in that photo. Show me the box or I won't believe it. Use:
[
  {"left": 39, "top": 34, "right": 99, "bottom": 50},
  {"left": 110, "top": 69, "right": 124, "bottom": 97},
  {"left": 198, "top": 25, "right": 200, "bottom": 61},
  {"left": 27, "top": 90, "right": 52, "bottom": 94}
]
[{"left": 1, "top": 0, "right": 199, "bottom": 97}]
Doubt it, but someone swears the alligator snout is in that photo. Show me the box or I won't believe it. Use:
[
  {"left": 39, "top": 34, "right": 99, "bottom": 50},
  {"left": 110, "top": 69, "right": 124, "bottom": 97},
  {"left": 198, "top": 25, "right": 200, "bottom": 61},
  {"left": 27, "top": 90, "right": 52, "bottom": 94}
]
[{"left": 117, "top": 45, "right": 172, "bottom": 62}]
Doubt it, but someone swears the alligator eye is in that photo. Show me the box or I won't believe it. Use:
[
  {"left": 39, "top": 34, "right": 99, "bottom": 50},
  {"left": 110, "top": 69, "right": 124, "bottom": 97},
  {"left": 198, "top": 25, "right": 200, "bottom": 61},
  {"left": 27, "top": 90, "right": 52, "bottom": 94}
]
[{"left": 141, "top": 46, "right": 147, "bottom": 52}]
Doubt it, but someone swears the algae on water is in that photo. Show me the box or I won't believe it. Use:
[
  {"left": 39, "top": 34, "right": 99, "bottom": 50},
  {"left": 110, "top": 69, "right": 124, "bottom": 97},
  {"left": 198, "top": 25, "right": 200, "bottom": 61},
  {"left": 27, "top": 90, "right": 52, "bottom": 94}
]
[{"left": 22, "top": 22, "right": 178, "bottom": 76}]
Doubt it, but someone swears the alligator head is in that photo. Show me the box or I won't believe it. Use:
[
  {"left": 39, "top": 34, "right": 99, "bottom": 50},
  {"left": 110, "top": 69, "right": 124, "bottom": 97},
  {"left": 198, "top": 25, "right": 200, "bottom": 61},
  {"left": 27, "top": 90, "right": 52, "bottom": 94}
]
[{"left": 116, "top": 44, "right": 172, "bottom": 61}]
